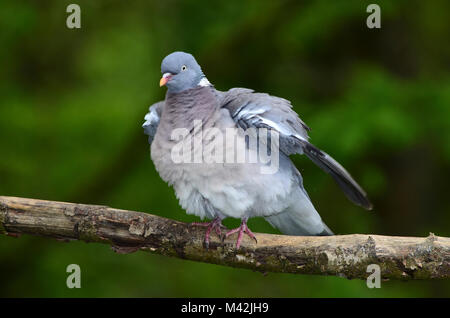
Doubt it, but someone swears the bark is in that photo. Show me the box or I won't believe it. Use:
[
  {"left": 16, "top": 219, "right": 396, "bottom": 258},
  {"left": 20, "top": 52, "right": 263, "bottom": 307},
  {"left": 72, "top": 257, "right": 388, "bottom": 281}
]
[{"left": 0, "top": 196, "right": 448, "bottom": 280}]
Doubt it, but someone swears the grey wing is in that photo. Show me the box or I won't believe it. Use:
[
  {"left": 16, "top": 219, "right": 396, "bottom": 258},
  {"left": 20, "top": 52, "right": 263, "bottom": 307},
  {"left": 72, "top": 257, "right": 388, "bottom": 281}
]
[
  {"left": 143, "top": 101, "right": 164, "bottom": 144},
  {"left": 220, "top": 88, "right": 372, "bottom": 210},
  {"left": 219, "top": 88, "right": 310, "bottom": 155}
]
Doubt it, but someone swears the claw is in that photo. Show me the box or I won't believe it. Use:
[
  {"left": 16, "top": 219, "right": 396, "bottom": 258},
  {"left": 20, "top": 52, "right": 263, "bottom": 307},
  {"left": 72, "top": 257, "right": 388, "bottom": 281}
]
[
  {"left": 225, "top": 218, "right": 257, "bottom": 249},
  {"left": 190, "top": 217, "right": 224, "bottom": 248}
]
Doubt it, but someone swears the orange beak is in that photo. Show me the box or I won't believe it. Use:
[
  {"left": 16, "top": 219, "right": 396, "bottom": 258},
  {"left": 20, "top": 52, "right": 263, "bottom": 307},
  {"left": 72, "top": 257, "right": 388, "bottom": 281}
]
[{"left": 159, "top": 73, "right": 172, "bottom": 87}]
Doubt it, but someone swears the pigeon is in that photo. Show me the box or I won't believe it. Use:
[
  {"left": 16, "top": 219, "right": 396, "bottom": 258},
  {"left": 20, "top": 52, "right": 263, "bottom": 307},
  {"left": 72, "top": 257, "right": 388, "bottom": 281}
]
[{"left": 143, "top": 51, "right": 372, "bottom": 249}]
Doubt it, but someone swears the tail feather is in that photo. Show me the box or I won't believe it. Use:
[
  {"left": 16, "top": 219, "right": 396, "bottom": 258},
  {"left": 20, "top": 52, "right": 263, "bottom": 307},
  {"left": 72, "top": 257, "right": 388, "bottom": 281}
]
[
  {"left": 265, "top": 210, "right": 333, "bottom": 236},
  {"left": 265, "top": 189, "right": 334, "bottom": 236},
  {"left": 301, "top": 141, "right": 373, "bottom": 210}
]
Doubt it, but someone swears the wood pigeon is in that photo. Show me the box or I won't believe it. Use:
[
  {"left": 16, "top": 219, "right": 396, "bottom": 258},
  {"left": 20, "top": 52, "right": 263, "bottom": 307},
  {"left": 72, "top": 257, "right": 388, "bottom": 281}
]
[{"left": 143, "top": 51, "right": 372, "bottom": 249}]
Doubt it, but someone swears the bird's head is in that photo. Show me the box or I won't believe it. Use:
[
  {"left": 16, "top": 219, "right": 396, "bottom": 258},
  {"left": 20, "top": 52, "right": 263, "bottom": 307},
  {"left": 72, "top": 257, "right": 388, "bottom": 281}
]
[{"left": 159, "top": 51, "right": 210, "bottom": 93}]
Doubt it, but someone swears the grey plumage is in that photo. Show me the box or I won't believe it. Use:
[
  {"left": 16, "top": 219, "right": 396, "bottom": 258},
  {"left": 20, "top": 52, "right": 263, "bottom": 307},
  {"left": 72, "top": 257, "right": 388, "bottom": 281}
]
[
  {"left": 143, "top": 52, "right": 372, "bottom": 244},
  {"left": 161, "top": 51, "right": 207, "bottom": 93},
  {"left": 143, "top": 101, "right": 163, "bottom": 144},
  {"left": 219, "top": 88, "right": 372, "bottom": 210}
]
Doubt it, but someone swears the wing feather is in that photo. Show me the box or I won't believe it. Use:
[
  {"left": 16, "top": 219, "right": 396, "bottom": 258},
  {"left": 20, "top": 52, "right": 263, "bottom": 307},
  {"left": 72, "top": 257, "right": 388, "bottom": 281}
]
[
  {"left": 143, "top": 101, "right": 164, "bottom": 144},
  {"left": 220, "top": 88, "right": 372, "bottom": 210}
]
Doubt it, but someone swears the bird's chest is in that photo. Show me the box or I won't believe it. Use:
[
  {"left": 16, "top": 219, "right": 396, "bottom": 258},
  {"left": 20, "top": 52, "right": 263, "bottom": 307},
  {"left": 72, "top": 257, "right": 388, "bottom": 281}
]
[
  {"left": 151, "top": 116, "right": 233, "bottom": 185},
  {"left": 150, "top": 92, "right": 226, "bottom": 185}
]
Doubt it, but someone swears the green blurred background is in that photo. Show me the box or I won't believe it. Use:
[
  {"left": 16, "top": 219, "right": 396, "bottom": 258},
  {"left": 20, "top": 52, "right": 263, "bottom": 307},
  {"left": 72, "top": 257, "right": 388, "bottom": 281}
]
[{"left": 1, "top": 0, "right": 449, "bottom": 297}]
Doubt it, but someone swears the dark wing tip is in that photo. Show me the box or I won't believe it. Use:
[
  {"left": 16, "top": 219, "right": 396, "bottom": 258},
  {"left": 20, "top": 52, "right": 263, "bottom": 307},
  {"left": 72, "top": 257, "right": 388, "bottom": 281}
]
[
  {"left": 302, "top": 141, "right": 374, "bottom": 211},
  {"left": 356, "top": 195, "right": 374, "bottom": 211}
]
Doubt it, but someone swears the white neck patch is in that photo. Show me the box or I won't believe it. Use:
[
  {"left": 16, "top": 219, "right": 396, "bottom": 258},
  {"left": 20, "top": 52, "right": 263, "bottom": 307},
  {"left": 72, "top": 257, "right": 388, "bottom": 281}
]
[{"left": 198, "top": 77, "right": 212, "bottom": 87}]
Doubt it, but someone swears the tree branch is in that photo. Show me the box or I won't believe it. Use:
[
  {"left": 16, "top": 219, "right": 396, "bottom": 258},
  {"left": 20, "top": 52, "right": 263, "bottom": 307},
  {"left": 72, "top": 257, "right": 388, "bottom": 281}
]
[{"left": 0, "top": 196, "right": 448, "bottom": 280}]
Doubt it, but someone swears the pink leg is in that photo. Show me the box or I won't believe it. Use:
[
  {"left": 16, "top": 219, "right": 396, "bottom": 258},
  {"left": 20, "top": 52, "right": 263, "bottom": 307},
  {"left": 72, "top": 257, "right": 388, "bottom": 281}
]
[
  {"left": 225, "top": 218, "right": 257, "bottom": 249},
  {"left": 190, "top": 217, "right": 224, "bottom": 248}
]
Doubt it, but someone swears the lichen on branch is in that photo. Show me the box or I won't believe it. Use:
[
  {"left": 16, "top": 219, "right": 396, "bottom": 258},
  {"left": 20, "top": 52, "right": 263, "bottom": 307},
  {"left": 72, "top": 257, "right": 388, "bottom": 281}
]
[{"left": 0, "top": 196, "right": 449, "bottom": 280}]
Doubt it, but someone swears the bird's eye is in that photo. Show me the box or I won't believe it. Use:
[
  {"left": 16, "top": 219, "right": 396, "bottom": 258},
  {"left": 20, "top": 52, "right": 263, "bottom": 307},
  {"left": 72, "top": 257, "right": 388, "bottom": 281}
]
[{"left": 181, "top": 65, "right": 187, "bottom": 71}]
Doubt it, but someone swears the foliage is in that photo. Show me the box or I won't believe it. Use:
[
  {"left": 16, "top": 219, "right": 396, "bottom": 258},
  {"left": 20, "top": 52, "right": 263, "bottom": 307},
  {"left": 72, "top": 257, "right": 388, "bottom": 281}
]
[{"left": 0, "top": 0, "right": 449, "bottom": 297}]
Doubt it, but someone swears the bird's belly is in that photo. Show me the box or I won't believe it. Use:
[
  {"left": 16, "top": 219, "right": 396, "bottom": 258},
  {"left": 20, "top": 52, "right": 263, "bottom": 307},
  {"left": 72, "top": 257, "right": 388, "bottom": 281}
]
[
  {"left": 158, "top": 160, "right": 295, "bottom": 219},
  {"left": 151, "top": 129, "right": 297, "bottom": 220}
]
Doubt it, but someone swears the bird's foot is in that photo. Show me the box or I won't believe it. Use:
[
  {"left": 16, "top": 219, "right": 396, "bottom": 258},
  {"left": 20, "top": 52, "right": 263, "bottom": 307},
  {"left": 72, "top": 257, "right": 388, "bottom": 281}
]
[
  {"left": 225, "top": 219, "right": 257, "bottom": 249},
  {"left": 190, "top": 217, "right": 225, "bottom": 248}
]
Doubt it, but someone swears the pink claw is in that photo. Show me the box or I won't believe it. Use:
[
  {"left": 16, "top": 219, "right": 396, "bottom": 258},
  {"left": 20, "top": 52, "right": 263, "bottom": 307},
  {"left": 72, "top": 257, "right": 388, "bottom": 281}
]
[
  {"left": 190, "top": 217, "right": 224, "bottom": 248},
  {"left": 225, "top": 218, "right": 257, "bottom": 249}
]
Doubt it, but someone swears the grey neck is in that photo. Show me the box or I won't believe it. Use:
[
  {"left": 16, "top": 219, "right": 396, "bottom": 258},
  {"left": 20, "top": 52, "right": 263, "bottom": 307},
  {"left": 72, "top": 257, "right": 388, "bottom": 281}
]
[{"left": 162, "top": 86, "right": 219, "bottom": 132}]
